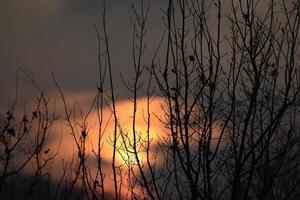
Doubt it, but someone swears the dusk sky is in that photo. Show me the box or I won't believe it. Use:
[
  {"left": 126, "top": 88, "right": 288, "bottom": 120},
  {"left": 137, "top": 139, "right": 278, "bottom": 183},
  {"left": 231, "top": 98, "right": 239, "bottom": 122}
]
[
  {"left": 0, "top": 0, "right": 166, "bottom": 101},
  {"left": 1, "top": 1, "right": 300, "bottom": 199},
  {"left": 0, "top": 1, "right": 169, "bottom": 193},
  {"left": 1, "top": 0, "right": 282, "bottom": 101}
]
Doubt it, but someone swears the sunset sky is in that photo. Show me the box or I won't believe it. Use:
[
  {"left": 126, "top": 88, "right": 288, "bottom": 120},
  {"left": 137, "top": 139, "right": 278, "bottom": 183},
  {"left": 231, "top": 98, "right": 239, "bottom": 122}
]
[
  {"left": 0, "top": 1, "right": 169, "bottom": 195},
  {"left": 1, "top": 1, "right": 299, "bottom": 199}
]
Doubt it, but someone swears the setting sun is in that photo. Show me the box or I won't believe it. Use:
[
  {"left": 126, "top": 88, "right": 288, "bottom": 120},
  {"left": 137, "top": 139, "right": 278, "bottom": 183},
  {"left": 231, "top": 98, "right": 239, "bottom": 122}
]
[{"left": 1, "top": 0, "right": 300, "bottom": 199}]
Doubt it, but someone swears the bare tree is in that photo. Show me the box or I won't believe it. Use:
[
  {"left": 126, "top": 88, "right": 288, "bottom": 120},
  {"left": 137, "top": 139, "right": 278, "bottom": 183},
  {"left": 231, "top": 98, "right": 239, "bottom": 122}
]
[
  {"left": 151, "top": 0, "right": 300, "bottom": 200},
  {"left": 0, "top": 70, "right": 58, "bottom": 200},
  {"left": 1, "top": 0, "right": 300, "bottom": 200}
]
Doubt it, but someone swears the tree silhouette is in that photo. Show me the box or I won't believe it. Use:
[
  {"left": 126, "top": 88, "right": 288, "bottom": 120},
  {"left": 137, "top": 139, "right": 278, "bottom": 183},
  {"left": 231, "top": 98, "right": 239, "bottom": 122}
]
[{"left": 1, "top": 0, "right": 300, "bottom": 200}]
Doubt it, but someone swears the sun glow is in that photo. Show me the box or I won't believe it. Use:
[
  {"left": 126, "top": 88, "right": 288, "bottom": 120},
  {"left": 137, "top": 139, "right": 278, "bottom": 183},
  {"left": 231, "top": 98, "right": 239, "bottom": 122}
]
[
  {"left": 15, "top": 92, "right": 224, "bottom": 197},
  {"left": 116, "top": 126, "right": 152, "bottom": 166},
  {"left": 34, "top": 96, "right": 166, "bottom": 194},
  {"left": 113, "top": 98, "right": 165, "bottom": 166}
]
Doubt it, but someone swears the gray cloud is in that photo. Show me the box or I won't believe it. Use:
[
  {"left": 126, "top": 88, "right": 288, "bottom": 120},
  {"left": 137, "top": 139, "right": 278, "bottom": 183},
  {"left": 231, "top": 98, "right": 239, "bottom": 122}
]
[{"left": 0, "top": 0, "right": 166, "bottom": 100}]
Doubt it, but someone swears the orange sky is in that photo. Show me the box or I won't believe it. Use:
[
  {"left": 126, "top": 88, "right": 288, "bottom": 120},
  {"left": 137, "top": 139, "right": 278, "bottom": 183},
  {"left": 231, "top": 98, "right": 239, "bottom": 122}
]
[
  {"left": 17, "top": 92, "right": 222, "bottom": 198},
  {"left": 30, "top": 95, "right": 167, "bottom": 196}
]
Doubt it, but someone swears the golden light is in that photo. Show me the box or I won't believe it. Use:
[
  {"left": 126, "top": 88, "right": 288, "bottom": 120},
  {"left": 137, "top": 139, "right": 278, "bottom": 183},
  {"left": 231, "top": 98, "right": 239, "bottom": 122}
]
[
  {"left": 19, "top": 92, "right": 223, "bottom": 196},
  {"left": 113, "top": 97, "right": 165, "bottom": 166},
  {"left": 46, "top": 95, "right": 165, "bottom": 193}
]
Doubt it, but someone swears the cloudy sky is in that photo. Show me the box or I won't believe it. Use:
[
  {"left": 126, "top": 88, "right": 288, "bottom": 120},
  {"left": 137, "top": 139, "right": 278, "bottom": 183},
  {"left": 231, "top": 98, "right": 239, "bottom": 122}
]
[
  {"left": 0, "top": 0, "right": 166, "bottom": 102},
  {"left": 1, "top": 1, "right": 299, "bottom": 198},
  {"left": 0, "top": 1, "right": 168, "bottom": 191}
]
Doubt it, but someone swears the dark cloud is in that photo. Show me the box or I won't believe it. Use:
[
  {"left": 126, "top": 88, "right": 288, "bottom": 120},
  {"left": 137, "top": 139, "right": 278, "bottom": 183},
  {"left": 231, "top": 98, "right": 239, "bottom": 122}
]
[{"left": 0, "top": 0, "right": 167, "bottom": 101}]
